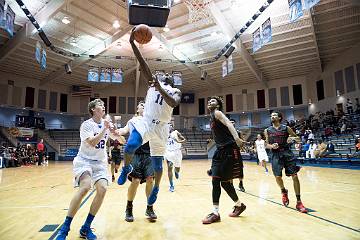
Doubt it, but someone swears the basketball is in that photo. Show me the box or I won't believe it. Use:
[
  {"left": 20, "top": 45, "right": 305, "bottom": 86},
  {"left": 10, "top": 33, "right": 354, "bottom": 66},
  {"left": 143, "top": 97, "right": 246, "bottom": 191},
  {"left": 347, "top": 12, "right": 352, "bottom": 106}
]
[{"left": 133, "top": 24, "right": 152, "bottom": 44}]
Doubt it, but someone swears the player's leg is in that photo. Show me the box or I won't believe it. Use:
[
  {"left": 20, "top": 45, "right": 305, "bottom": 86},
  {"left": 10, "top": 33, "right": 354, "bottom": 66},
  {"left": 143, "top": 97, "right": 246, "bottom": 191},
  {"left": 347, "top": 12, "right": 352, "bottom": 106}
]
[
  {"left": 110, "top": 161, "right": 115, "bottom": 182},
  {"left": 285, "top": 158, "right": 307, "bottom": 213},
  {"left": 272, "top": 153, "right": 289, "bottom": 206},
  {"left": 142, "top": 154, "right": 157, "bottom": 221},
  {"left": 174, "top": 150, "right": 182, "bottom": 179},
  {"left": 118, "top": 128, "right": 143, "bottom": 185},
  {"left": 125, "top": 178, "right": 140, "bottom": 222},
  {"left": 56, "top": 171, "right": 92, "bottom": 240},
  {"left": 80, "top": 160, "right": 109, "bottom": 239},
  {"left": 202, "top": 177, "right": 221, "bottom": 224},
  {"left": 221, "top": 180, "right": 246, "bottom": 217},
  {"left": 147, "top": 128, "right": 167, "bottom": 205},
  {"left": 166, "top": 160, "right": 174, "bottom": 192}
]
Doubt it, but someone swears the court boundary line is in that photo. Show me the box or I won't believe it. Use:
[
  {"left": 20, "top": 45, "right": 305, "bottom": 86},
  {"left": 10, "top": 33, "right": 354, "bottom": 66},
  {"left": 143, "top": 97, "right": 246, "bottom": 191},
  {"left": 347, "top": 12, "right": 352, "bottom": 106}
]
[
  {"left": 47, "top": 189, "right": 96, "bottom": 240},
  {"left": 238, "top": 188, "right": 360, "bottom": 234}
]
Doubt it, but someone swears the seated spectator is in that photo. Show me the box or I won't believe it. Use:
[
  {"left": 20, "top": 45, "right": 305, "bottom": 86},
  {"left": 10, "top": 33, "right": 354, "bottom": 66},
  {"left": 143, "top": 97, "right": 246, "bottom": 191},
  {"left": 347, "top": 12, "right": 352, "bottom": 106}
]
[
  {"left": 302, "top": 140, "right": 310, "bottom": 158},
  {"left": 306, "top": 140, "right": 317, "bottom": 159},
  {"left": 355, "top": 98, "right": 360, "bottom": 114},
  {"left": 308, "top": 130, "right": 314, "bottom": 141},
  {"left": 324, "top": 127, "right": 332, "bottom": 139},
  {"left": 315, "top": 140, "right": 327, "bottom": 158},
  {"left": 321, "top": 140, "right": 335, "bottom": 157},
  {"left": 346, "top": 98, "right": 353, "bottom": 114},
  {"left": 340, "top": 123, "right": 347, "bottom": 134},
  {"left": 351, "top": 137, "right": 360, "bottom": 158}
]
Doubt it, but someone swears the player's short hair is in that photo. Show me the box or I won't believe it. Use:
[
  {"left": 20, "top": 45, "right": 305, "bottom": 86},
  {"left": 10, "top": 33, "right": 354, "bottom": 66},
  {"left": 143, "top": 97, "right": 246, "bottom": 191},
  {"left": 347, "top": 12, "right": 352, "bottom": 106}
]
[
  {"left": 88, "top": 98, "right": 104, "bottom": 116},
  {"left": 210, "top": 96, "right": 224, "bottom": 111},
  {"left": 272, "top": 111, "right": 283, "bottom": 122}
]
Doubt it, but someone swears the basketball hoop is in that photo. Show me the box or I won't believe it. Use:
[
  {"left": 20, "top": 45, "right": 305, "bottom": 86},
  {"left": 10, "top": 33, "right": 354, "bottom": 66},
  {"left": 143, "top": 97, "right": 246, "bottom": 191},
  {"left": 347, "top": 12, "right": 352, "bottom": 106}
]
[{"left": 184, "top": 0, "right": 213, "bottom": 26}]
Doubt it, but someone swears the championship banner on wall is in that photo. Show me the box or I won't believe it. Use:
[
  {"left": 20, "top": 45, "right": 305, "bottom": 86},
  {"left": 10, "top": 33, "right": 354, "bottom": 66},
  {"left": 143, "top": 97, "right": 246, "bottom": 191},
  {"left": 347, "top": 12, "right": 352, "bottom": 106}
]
[
  {"left": 227, "top": 55, "right": 233, "bottom": 74},
  {"left": 252, "top": 27, "right": 262, "bottom": 53},
  {"left": 0, "top": 0, "right": 15, "bottom": 37},
  {"left": 262, "top": 18, "right": 272, "bottom": 45},
  {"left": 288, "top": 0, "right": 303, "bottom": 23},
  {"left": 304, "top": 0, "right": 320, "bottom": 10},
  {"left": 222, "top": 60, "right": 227, "bottom": 78},
  {"left": 8, "top": 127, "right": 34, "bottom": 137}
]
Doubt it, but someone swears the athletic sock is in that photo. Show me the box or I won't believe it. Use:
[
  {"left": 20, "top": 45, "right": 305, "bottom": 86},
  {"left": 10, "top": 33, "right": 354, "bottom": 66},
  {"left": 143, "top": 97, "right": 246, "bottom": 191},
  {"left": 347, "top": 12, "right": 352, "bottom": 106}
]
[
  {"left": 296, "top": 195, "right": 301, "bottom": 202},
  {"left": 83, "top": 213, "right": 95, "bottom": 229},
  {"left": 213, "top": 205, "right": 219, "bottom": 215}
]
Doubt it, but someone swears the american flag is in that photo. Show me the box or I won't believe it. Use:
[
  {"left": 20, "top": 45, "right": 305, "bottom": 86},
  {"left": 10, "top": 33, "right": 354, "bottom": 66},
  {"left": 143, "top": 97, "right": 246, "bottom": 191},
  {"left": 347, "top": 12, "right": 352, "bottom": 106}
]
[{"left": 71, "top": 85, "right": 92, "bottom": 97}]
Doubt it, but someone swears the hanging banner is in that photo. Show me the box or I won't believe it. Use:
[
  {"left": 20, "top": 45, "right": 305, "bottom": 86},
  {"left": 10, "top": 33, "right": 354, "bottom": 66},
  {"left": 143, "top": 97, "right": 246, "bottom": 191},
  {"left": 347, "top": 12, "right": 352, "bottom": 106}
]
[
  {"left": 252, "top": 27, "right": 262, "bottom": 53},
  {"left": 88, "top": 67, "right": 99, "bottom": 82},
  {"left": 227, "top": 55, "right": 233, "bottom": 74},
  {"left": 99, "top": 68, "right": 111, "bottom": 82},
  {"left": 35, "top": 41, "right": 42, "bottom": 64},
  {"left": 0, "top": 1, "right": 15, "bottom": 37},
  {"left": 288, "top": 0, "right": 303, "bottom": 23},
  {"left": 222, "top": 60, "right": 227, "bottom": 78},
  {"left": 262, "top": 18, "right": 272, "bottom": 45},
  {"left": 304, "top": 0, "right": 320, "bottom": 10},
  {"left": 111, "top": 68, "right": 123, "bottom": 83},
  {"left": 172, "top": 71, "right": 183, "bottom": 86},
  {"left": 40, "top": 49, "right": 47, "bottom": 71}
]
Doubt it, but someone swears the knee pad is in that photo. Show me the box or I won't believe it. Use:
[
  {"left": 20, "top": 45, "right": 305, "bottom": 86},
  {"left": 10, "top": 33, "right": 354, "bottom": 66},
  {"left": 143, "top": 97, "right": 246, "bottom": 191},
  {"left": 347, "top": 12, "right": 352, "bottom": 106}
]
[
  {"left": 124, "top": 129, "right": 142, "bottom": 154},
  {"left": 151, "top": 156, "right": 163, "bottom": 172}
]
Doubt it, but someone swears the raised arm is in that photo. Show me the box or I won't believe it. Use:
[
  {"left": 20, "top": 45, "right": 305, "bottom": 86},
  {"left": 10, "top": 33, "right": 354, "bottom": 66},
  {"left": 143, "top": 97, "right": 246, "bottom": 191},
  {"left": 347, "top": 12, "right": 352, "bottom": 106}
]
[
  {"left": 129, "top": 29, "right": 153, "bottom": 85},
  {"left": 157, "top": 87, "right": 181, "bottom": 108}
]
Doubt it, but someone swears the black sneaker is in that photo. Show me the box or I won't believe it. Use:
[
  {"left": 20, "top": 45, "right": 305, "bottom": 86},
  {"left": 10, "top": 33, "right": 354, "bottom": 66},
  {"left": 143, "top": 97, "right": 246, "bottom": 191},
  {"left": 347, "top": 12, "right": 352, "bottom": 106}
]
[
  {"left": 239, "top": 182, "right": 245, "bottom": 192},
  {"left": 145, "top": 206, "right": 157, "bottom": 222},
  {"left": 125, "top": 207, "right": 134, "bottom": 222}
]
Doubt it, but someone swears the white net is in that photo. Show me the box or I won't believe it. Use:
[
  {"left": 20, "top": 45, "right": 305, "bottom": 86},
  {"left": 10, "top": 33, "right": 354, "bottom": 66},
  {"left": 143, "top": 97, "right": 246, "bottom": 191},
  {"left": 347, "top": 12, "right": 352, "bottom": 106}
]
[{"left": 184, "top": 0, "right": 214, "bottom": 26}]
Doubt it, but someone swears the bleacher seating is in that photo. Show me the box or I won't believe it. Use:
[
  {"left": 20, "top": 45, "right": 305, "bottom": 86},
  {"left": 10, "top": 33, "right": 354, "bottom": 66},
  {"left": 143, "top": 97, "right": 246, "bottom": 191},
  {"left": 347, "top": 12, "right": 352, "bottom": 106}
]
[{"left": 49, "top": 130, "right": 81, "bottom": 157}]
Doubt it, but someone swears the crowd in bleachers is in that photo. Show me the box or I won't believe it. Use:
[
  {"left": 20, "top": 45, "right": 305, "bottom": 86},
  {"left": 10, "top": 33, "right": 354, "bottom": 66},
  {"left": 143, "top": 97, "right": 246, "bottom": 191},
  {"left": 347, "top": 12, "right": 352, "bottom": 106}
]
[
  {"left": 284, "top": 101, "right": 360, "bottom": 160},
  {"left": 0, "top": 142, "right": 48, "bottom": 168}
]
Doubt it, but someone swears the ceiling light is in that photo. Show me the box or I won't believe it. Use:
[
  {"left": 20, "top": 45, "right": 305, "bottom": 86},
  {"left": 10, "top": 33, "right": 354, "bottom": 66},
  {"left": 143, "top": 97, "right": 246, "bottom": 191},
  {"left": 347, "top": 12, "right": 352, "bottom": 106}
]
[
  {"left": 113, "top": 20, "right": 120, "bottom": 29},
  {"left": 159, "top": 45, "right": 164, "bottom": 51},
  {"left": 198, "top": 50, "right": 204, "bottom": 54},
  {"left": 174, "top": 0, "right": 181, "bottom": 3},
  {"left": 116, "top": 42, "right": 122, "bottom": 48},
  {"left": 62, "top": 16, "right": 71, "bottom": 24},
  {"left": 211, "top": 31, "right": 218, "bottom": 37}
]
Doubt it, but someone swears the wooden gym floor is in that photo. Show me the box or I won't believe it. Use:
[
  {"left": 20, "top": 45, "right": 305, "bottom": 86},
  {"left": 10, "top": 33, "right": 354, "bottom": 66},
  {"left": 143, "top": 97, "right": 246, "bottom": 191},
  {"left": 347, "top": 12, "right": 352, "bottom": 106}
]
[{"left": 0, "top": 160, "right": 359, "bottom": 240}]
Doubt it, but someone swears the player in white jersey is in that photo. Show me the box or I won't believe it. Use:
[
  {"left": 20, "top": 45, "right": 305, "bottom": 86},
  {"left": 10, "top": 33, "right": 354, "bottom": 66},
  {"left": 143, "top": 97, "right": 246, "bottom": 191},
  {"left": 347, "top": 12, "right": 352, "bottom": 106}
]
[
  {"left": 255, "top": 134, "right": 269, "bottom": 173},
  {"left": 165, "top": 125, "right": 186, "bottom": 192},
  {"left": 117, "top": 28, "right": 182, "bottom": 208},
  {"left": 56, "top": 99, "right": 124, "bottom": 240}
]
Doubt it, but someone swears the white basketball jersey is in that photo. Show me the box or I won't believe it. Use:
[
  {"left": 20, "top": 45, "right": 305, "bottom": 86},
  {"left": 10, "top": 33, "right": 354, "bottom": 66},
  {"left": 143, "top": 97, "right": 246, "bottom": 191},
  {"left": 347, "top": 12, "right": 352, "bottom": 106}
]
[
  {"left": 144, "top": 82, "right": 179, "bottom": 122},
  {"left": 255, "top": 139, "right": 266, "bottom": 154},
  {"left": 78, "top": 118, "right": 110, "bottom": 162},
  {"left": 166, "top": 133, "right": 182, "bottom": 151}
]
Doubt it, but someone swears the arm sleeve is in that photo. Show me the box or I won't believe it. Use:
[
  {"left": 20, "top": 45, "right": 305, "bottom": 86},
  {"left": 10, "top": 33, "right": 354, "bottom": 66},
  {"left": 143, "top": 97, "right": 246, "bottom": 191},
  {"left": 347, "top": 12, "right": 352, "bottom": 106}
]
[{"left": 80, "top": 122, "right": 93, "bottom": 142}]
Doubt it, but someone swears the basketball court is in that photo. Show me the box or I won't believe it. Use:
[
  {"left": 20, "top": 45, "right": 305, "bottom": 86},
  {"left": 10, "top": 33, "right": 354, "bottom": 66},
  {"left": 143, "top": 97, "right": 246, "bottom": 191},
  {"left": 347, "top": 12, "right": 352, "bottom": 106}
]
[
  {"left": 0, "top": 161, "right": 359, "bottom": 239},
  {"left": 1, "top": 0, "right": 360, "bottom": 239}
]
